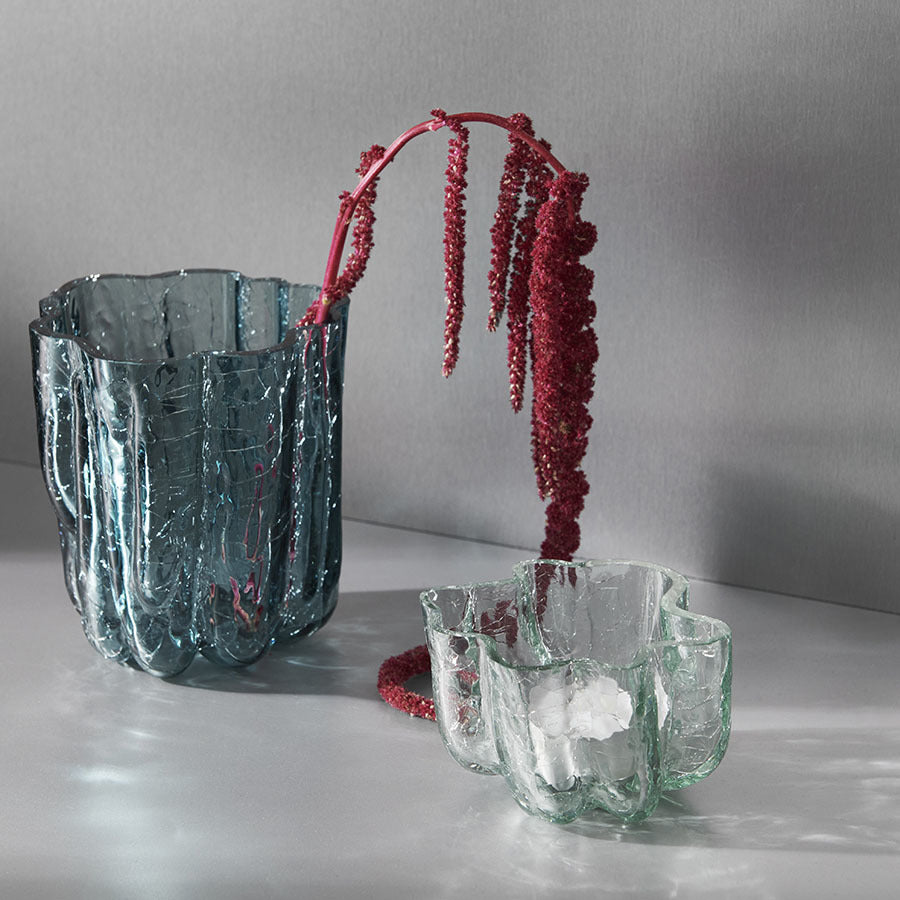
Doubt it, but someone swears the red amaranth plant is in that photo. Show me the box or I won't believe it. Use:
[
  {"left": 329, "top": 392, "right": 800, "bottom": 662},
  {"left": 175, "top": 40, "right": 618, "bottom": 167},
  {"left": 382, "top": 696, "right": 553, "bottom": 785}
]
[
  {"left": 430, "top": 108, "right": 470, "bottom": 376},
  {"left": 297, "top": 144, "right": 385, "bottom": 326},
  {"left": 305, "top": 111, "right": 595, "bottom": 558},
  {"left": 529, "top": 171, "right": 598, "bottom": 559},
  {"left": 504, "top": 138, "right": 551, "bottom": 413},
  {"left": 487, "top": 112, "right": 535, "bottom": 333},
  {"left": 302, "top": 111, "right": 598, "bottom": 716}
]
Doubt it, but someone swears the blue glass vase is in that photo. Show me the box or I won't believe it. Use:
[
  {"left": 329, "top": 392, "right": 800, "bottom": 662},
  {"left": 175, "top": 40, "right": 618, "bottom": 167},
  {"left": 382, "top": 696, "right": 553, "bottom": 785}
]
[{"left": 29, "top": 270, "right": 347, "bottom": 676}]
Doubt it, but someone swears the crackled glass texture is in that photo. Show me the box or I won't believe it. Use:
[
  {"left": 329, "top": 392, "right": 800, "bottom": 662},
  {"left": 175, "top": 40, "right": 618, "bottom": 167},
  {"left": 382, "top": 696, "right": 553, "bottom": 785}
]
[
  {"left": 30, "top": 270, "right": 347, "bottom": 676},
  {"left": 422, "top": 560, "right": 732, "bottom": 823}
]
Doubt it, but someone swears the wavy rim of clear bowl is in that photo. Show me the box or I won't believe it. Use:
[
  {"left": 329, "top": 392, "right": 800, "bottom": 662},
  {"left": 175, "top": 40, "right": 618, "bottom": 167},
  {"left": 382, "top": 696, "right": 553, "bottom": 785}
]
[
  {"left": 28, "top": 268, "right": 339, "bottom": 365},
  {"left": 420, "top": 557, "right": 732, "bottom": 675}
]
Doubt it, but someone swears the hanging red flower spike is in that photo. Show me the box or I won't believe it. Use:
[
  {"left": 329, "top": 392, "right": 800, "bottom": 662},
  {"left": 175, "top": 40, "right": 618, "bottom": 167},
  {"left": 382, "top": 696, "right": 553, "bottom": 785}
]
[
  {"left": 529, "top": 171, "right": 598, "bottom": 559},
  {"left": 377, "top": 644, "right": 435, "bottom": 720},
  {"left": 487, "top": 113, "right": 534, "bottom": 333},
  {"left": 304, "top": 112, "right": 596, "bottom": 566},
  {"left": 505, "top": 141, "right": 552, "bottom": 413},
  {"left": 430, "top": 109, "right": 471, "bottom": 377},
  {"left": 297, "top": 144, "right": 385, "bottom": 326}
]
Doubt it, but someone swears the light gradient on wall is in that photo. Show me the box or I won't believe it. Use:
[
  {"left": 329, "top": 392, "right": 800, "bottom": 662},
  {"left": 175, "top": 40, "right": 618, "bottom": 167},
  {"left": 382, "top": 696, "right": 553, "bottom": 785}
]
[{"left": 2, "top": 0, "right": 898, "bottom": 612}]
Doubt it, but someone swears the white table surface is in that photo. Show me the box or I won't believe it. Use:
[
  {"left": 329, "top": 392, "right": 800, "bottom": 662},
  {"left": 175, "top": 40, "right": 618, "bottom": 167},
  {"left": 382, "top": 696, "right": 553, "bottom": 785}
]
[{"left": 1, "top": 459, "right": 898, "bottom": 899}]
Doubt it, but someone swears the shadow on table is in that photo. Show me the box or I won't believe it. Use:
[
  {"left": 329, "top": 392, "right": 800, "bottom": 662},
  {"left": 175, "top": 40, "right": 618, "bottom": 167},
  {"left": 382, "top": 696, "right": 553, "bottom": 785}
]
[
  {"left": 166, "top": 589, "right": 425, "bottom": 702},
  {"left": 0, "top": 460, "right": 62, "bottom": 554},
  {"left": 74, "top": 578, "right": 900, "bottom": 863},
  {"left": 171, "top": 601, "right": 900, "bottom": 860},
  {"left": 164, "top": 590, "right": 900, "bottom": 858},
  {"left": 553, "top": 726, "right": 900, "bottom": 856}
]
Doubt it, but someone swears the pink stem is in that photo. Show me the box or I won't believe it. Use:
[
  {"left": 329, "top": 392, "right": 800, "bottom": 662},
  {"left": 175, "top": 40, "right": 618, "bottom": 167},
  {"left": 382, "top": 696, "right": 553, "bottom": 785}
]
[{"left": 314, "top": 112, "right": 570, "bottom": 324}]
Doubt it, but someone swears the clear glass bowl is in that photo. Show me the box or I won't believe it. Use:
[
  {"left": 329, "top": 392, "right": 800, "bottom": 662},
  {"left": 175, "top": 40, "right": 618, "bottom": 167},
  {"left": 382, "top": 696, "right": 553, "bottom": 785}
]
[
  {"left": 30, "top": 270, "right": 347, "bottom": 676},
  {"left": 422, "top": 559, "right": 732, "bottom": 823}
]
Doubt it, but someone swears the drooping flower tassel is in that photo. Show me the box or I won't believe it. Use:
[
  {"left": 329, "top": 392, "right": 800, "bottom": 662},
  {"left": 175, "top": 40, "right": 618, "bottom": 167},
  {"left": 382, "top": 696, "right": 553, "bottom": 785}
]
[
  {"left": 487, "top": 113, "right": 534, "bottom": 333},
  {"left": 377, "top": 645, "right": 436, "bottom": 720},
  {"left": 506, "top": 143, "right": 551, "bottom": 413},
  {"left": 332, "top": 144, "right": 386, "bottom": 299},
  {"left": 304, "top": 111, "right": 597, "bottom": 564},
  {"left": 431, "top": 108, "right": 470, "bottom": 377},
  {"left": 297, "top": 144, "right": 385, "bottom": 325},
  {"left": 528, "top": 171, "right": 598, "bottom": 560},
  {"left": 302, "top": 112, "right": 599, "bottom": 718}
]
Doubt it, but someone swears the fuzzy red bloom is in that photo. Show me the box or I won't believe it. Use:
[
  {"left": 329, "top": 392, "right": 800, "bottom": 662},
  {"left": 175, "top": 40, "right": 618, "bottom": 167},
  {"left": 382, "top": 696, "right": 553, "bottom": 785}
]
[
  {"left": 487, "top": 113, "right": 534, "bottom": 333},
  {"left": 299, "top": 144, "right": 386, "bottom": 326},
  {"left": 328, "top": 144, "right": 386, "bottom": 303},
  {"left": 528, "top": 171, "right": 598, "bottom": 560},
  {"left": 306, "top": 111, "right": 598, "bottom": 565},
  {"left": 506, "top": 144, "right": 551, "bottom": 413},
  {"left": 431, "top": 109, "right": 470, "bottom": 377},
  {"left": 377, "top": 644, "right": 436, "bottom": 719}
]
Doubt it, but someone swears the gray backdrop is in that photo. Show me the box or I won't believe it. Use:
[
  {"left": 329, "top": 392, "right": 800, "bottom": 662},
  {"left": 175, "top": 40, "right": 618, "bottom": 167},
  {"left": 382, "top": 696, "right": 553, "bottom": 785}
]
[{"left": 3, "top": 0, "right": 898, "bottom": 613}]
